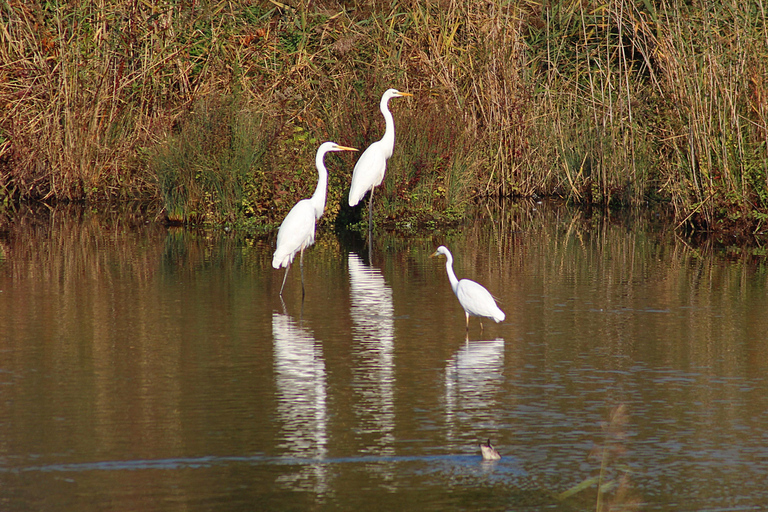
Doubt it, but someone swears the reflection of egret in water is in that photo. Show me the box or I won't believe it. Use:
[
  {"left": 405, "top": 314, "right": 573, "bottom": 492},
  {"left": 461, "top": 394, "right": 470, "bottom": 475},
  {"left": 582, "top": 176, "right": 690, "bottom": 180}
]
[
  {"left": 445, "top": 338, "right": 505, "bottom": 440},
  {"left": 348, "top": 252, "right": 396, "bottom": 477},
  {"left": 272, "top": 309, "right": 329, "bottom": 493}
]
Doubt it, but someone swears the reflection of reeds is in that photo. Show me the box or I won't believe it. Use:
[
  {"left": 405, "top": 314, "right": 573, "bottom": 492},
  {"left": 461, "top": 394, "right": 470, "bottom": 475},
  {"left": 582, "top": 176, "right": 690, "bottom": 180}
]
[
  {"left": 0, "top": 206, "right": 266, "bottom": 460},
  {"left": 0, "top": 206, "right": 174, "bottom": 458},
  {"left": 1, "top": 204, "right": 165, "bottom": 284},
  {"left": 443, "top": 200, "right": 768, "bottom": 376}
]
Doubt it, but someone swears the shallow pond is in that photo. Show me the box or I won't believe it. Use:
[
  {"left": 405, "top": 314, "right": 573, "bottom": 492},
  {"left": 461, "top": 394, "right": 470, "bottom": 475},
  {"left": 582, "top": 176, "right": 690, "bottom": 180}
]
[{"left": 1, "top": 202, "right": 767, "bottom": 511}]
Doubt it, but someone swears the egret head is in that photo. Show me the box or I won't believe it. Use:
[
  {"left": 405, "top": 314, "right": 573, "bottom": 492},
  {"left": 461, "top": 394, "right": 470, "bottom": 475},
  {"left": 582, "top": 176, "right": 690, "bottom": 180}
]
[
  {"left": 430, "top": 245, "right": 450, "bottom": 259},
  {"left": 317, "top": 141, "right": 358, "bottom": 155},
  {"left": 382, "top": 88, "right": 413, "bottom": 102}
]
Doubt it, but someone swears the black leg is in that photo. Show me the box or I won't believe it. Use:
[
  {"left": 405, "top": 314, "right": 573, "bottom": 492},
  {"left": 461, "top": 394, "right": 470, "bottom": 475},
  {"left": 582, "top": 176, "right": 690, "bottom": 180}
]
[
  {"left": 300, "top": 249, "right": 305, "bottom": 299},
  {"left": 279, "top": 262, "right": 290, "bottom": 296},
  {"left": 368, "top": 187, "right": 374, "bottom": 230}
]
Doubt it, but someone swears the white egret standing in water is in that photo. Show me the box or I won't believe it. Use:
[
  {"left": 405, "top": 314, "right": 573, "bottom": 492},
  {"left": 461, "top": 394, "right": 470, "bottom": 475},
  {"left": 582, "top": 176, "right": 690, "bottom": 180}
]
[
  {"left": 273, "top": 142, "right": 358, "bottom": 296},
  {"left": 431, "top": 246, "right": 505, "bottom": 331},
  {"left": 348, "top": 88, "right": 413, "bottom": 227}
]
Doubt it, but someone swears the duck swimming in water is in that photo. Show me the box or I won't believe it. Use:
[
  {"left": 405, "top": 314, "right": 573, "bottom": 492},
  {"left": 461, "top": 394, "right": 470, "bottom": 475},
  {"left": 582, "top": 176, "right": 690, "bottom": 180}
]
[{"left": 480, "top": 439, "right": 501, "bottom": 461}]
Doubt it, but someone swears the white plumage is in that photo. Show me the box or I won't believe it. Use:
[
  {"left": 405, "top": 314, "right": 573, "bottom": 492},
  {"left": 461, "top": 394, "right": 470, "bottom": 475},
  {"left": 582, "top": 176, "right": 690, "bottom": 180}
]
[
  {"left": 272, "top": 201, "right": 316, "bottom": 270},
  {"left": 431, "top": 245, "right": 505, "bottom": 330},
  {"left": 273, "top": 141, "right": 357, "bottom": 296},
  {"left": 348, "top": 88, "right": 412, "bottom": 225}
]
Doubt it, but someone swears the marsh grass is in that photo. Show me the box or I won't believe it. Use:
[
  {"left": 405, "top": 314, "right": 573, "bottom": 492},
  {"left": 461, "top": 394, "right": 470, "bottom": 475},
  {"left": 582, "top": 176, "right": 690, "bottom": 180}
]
[
  {"left": 654, "top": 1, "right": 768, "bottom": 229},
  {"left": 2, "top": 1, "right": 176, "bottom": 200},
  {"left": 152, "top": 97, "right": 274, "bottom": 224},
  {"left": 1, "top": 0, "right": 766, "bottom": 233}
]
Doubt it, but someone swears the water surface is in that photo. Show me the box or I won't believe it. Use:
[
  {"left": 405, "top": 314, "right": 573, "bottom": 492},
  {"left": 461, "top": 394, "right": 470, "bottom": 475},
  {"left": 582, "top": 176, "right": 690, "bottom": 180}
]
[{"left": 1, "top": 203, "right": 767, "bottom": 511}]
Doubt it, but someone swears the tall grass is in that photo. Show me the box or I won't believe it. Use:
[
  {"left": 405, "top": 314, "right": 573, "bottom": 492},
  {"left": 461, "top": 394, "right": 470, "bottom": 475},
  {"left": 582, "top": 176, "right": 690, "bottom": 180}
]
[
  {"left": 655, "top": 1, "right": 768, "bottom": 228},
  {"left": 152, "top": 96, "right": 274, "bottom": 224},
  {"left": 0, "top": 0, "right": 242, "bottom": 202},
  {"left": 1, "top": 0, "right": 766, "bottom": 233}
]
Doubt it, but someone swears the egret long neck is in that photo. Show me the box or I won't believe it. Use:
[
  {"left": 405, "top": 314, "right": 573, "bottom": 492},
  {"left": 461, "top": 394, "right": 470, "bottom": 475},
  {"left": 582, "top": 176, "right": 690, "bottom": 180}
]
[
  {"left": 310, "top": 153, "right": 329, "bottom": 220},
  {"left": 379, "top": 96, "right": 396, "bottom": 160},
  {"left": 444, "top": 253, "right": 460, "bottom": 294}
]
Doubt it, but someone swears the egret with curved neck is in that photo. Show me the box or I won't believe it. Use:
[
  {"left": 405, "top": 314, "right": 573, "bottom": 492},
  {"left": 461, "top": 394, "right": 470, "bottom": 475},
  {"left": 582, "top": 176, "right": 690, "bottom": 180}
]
[
  {"left": 273, "top": 142, "right": 358, "bottom": 296},
  {"left": 348, "top": 88, "right": 412, "bottom": 228},
  {"left": 431, "top": 245, "right": 505, "bottom": 332}
]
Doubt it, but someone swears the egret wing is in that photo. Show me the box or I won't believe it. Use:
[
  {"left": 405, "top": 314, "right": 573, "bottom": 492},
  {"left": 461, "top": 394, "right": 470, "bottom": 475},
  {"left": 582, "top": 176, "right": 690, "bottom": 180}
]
[
  {"left": 272, "top": 199, "right": 316, "bottom": 269},
  {"left": 348, "top": 142, "right": 387, "bottom": 206},
  {"left": 456, "top": 279, "right": 505, "bottom": 322}
]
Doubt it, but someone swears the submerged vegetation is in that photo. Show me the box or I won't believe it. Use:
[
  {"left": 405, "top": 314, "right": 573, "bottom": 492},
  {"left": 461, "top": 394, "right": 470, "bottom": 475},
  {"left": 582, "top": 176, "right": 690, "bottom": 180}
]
[{"left": 1, "top": 0, "right": 766, "bottom": 237}]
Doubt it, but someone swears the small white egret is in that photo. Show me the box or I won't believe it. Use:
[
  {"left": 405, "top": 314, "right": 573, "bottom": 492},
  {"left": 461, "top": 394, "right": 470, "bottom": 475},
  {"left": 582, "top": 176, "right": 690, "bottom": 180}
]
[
  {"left": 480, "top": 439, "right": 501, "bottom": 461},
  {"left": 348, "top": 88, "right": 413, "bottom": 227},
  {"left": 273, "top": 141, "right": 358, "bottom": 296},
  {"left": 431, "top": 246, "right": 505, "bottom": 331}
]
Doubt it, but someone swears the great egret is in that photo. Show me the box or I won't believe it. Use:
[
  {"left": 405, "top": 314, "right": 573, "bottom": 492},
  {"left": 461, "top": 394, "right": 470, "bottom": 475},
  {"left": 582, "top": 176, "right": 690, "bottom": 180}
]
[
  {"left": 273, "top": 141, "right": 358, "bottom": 296},
  {"left": 431, "top": 246, "right": 505, "bottom": 331},
  {"left": 480, "top": 439, "right": 501, "bottom": 461},
  {"left": 348, "top": 88, "right": 413, "bottom": 227}
]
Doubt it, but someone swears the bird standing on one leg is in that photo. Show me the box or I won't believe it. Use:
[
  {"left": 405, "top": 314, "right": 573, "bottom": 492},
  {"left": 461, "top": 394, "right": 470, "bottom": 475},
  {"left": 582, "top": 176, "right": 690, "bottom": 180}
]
[
  {"left": 431, "top": 246, "right": 505, "bottom": 332},
  {"left": 348, "top": 88, "right": 412, "bottom": 229},
  {"left": 273, "top": 142, "right": 358, "bottom": 296}
]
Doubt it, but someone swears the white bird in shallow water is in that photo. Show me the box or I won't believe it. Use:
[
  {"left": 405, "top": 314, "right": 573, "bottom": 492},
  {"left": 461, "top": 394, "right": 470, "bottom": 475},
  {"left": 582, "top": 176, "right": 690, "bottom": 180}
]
[
  {"left": 431, "top": 246, "right": 505, "bottom": 331},
  {"left": 348, "top": 88, "right": 413, "bottom": 227},
  {"left": 480, "top": 439, "right": 501, "bottom": 461},
  {"left": 273, "top": 142, "right": 358, "bottom": 296}
]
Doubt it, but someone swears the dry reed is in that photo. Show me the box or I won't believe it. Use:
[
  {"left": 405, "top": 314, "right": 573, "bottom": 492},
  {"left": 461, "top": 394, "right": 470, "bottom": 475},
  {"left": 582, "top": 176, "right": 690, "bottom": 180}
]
[{"left": 1, "top": 0, "right": 766, "bottom": 234}]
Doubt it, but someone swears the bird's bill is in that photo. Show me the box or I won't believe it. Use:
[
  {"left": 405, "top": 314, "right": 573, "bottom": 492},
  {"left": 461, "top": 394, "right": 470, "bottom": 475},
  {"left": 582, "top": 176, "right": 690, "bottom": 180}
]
[
  {"left": 396, "top": 91, "right": 413, "bottom": 97},
  {"left": 334, "top": 145, "right": 358, "bottom": 152},
  {"left": 429, "top": 250, "right": 441, "bottom": 258}
]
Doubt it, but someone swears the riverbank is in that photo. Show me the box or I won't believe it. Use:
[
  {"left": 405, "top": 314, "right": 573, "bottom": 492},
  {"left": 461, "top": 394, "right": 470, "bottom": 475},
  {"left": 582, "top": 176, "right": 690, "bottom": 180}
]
[
  {"left": 1, "top": 1, "right": 766, "bottom": 237},
  {"left": 2, "top": 199, "right": 765, "bottom": 261}
]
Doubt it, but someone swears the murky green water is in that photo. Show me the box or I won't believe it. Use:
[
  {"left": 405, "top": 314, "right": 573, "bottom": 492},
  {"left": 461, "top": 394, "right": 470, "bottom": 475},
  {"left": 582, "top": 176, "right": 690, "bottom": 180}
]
[{"left": 1, "top": 202, "right": 767, "bottom": 511}]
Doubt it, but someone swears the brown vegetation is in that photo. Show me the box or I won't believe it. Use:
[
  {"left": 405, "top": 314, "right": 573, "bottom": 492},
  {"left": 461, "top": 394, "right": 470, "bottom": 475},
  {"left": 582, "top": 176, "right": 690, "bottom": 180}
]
[{"left": 1, "top": 0, "right": 766, "bottom": 237}]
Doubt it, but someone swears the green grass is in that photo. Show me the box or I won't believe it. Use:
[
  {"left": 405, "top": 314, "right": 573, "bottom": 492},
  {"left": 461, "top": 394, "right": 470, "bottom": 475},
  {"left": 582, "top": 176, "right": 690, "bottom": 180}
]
[{"left": 153, "top": 96, "right": 275, "bottom": 224}]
